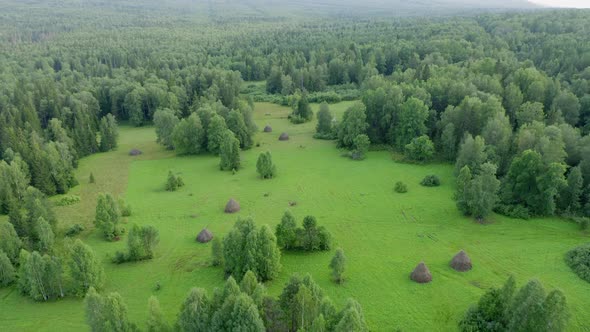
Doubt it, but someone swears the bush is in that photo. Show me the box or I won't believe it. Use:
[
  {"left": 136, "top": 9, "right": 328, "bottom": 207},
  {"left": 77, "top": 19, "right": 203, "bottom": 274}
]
[
  {"left": 405, "top": 135, "right": 435, "bottom": 162},
  {"left": 420, "top": 175, "right": 440, "bottom": 187},
  {"left": 166, "top": 171, "right": 184, "bottom": 191},
  {"left": 565, "top": 244, "right": 590, "bottom": 283},
  {"left": 494, "top": 204, "right": 531, "bottom": 220},
  {"left": 65, "top": 224, "right": 85, "bottom": 237},
  {"left": 394, "top": 181, "right": 408, "bottom": 193},
  {"left": 55, "top": 195, "right": 81, "bottom": 206},
  {"left": 118, "top": 198, "right": 132, "bottom": 217}
]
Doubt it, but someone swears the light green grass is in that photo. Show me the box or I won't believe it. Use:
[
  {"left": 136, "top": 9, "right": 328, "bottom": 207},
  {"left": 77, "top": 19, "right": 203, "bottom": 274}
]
[{"left": 0, "top": 102, "right": 589, "bottom": 331}]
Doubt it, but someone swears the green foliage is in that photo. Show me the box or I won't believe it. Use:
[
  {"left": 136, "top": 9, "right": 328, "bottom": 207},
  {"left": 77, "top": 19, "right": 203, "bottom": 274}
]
[
  {"left": 68, "top": 239, "right": 104, "bottom": 296},
  {"left": 20, "top": 250, "right": 65, "bottom": 301},
  {"left": 256, "top": 151, "right": 277, "bottom": 179},
  {"left": 456, "top": 163, "right": 501, "bottom": 220},
  {"left": 35, "top": 217, "right": 55, "bottom": 253},
  {"left": 65, "top": 223, "right": 85, "bottom": 237},
  {"left": 85, "top": 287, "right": 134, "bottom": 332},
  {"left": 165, "top": 171, "right": 184, "bottom": 192},
  {"left": 455, "top": 135, "right": 487, "bottom": 175},
  {"left": 565, "top": 243, "right": 590, "bottom": 283},
  {"left": 219, "top": 130, "right": 241, "bottom": 171},
  {"left": 0, "top": 250, "right": 16, "bottom": 287},
  {"left": 94, "top": 193, "right": 122, "bottom": 241},
  {"left": 290, "top": 93, "right": 313, "bottom": 124},
  {"left": 99, "top": 114, "right": 119, "bottom": 152},
  {"left": 55, "top": 195, "right": 81, "bottom": 206},
  {"left": 275, "top": 212, "right": 332, "bottom": 252},
  {"left": 329, "top": 248, "right": 347, "bottom": 284},
  {"left": 0, "top": 221, "right": 22, "bottom": 263},
  {"left": 177, "top": 288, "right": 211, "bottom": 332},
  {"left": 89, "top": 172, "right": 95, "bottom": 184},
  {"left": 350, "top": 134, "right": 370, "bottom": 160},
  {"left": 315, "top": 102, "right": 335, "bottom": 139},
  {"left": 394, "top": 181, "right": 408, "bottom": 193},
  {"left": 172, "top": 113, "right": 206, "bottom": 155},
  {"left": 146, "top": 296, "right": 169, "bottom": 332},
  {"left": 153, "top": 108, "right": 180, "bottom": 150},
  {"left": 211, "top": 237, "right": 223, "bottom": 267},
  {"left": 404, "top": 135, "right": 434, "bottom": 162},
  {"left": 207, "top": 114, "right": 228, "bottom": 155},
  {"left": 227, "top": 109, "right": 254, "bottom": 149},
  {"left": 114, "top": 224, "right": 160, "bottom": 263},
  {"left": 420, "top": 175, "right": 440, "bottom": 187},
  {"left": 396, "top": 97, "right": 429, "bottom": 149},
  {"left": 337, "top": 103, "right": 368, "bottom": 149},
  {"left": 118, "top": 197, "right": 132, "bottom": 217},
  {"left": 222, "top": 217, "right": 281, "bottom": 282}
]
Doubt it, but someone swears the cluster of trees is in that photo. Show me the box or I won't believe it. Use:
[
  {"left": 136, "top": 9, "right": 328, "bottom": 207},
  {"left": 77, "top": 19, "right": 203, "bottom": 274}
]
[
  {"left": 565, "top": 243, "right": 590, "bottom": 283},
  {"left": 165, "top": 171, "right": 185, "bottom": 192},
  {"left": 216, "top": 217, "right": 282, "bottom": 282},
  {"left": 275, "top": 211, "right": 332, "bottom": 252},
  {"left": 85, "top": 271, "right": 368, "bottom": 332},
  {"left": 113, "top": 225, "right": 159, "bottom": 264},
  {"left": 460, "top": 276, "right": 568, "bottom": 332},
  {"left": 0, "top": 238, "right": 103, "bottom": 302}
]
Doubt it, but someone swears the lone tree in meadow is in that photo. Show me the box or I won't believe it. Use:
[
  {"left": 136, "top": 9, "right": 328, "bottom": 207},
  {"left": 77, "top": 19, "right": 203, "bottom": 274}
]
[
  {"left": 219, "top": 130, "right": 241, "bottom": 171},
  {"left": 329, "top": 248, "right": 347, "bottom": 284},
  {"left": 256, "top": 151, "right": 276, "bottom": 179},
  {"left": 99, "top": 114, "right": 118, "bottom": 152},
  {"left": 166, "top": 171, "right": 184, "bottom": 191},
  {"left": 94, "top": 193, "right": 122, "bottom": 241}
]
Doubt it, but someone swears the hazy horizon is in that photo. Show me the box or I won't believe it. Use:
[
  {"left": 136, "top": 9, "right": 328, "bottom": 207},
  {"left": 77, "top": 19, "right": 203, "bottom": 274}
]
[{"left": 529, "top": 0, "right": 590, "bottom": 8}]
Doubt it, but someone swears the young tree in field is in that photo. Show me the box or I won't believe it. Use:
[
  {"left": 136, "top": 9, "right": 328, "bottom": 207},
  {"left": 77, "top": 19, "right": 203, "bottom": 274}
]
[
  {"left": 219, "top": 130, "right": 241, "bottom": 171},
  {"left": 226, "top": 110, "right": 253, "bottom": 149},
  {"left": 351, "top": 134, "right": 370, "bottom": 160},
  {"left": 165, "top": 171, "right": 184, "bottom": 191},
  {"left": 256, "top": 151, "right": 276, "bottom": 179},
  {"left": 147, "top": 296, "right": 169, "bottom": 332},
  {"left": 89, "top": 172, "right": 96, "bottom": 184},
  {"left": 68, "top": 239, "right": 104, "bottom": 296},
  {"left": 172, "top": 113, "right": 206, "bottom": 155},
  {"left": 94, "top": 193, "right": 122, "bottom": 241},
  {"left": 405, "top": 135, "right": 435, "bottom": 162},
  {"left": 455, "top": 134, "right": 487, "bottom": 175},
  {"left": 0, "top": 221, "right": 22, "bottom": 263},
  {"left": 338, "top": 103, "right": 368, "bottom": 149},
  {"left": 153, "top": 108, "right": 180, "bottom": 150},
  {"left": 329, "top": 248, "right": 347, "bottom": 284},
  {"left": 315, "top": 102, "right": 334, "bottom": 139},
  {"left": 177, "top": 288, "right": 211, "bottom": 332},
  {"left": 211, "top": 237, "right": 223, "bottom": 266},
  {"left": 85, "top": 287, "right": 133, "bottom": 332},
  {"left": 99, "top": 114, "right": 119, "bottom": 152},
  {"left": 396, "top": 97, "right": 429, "bottom": 149},
  {"left": 276, "top": 210, "right": 298, "bottom": 250},
  {"left": 0, "top": 250, "right": 16, "bottom": 287},
  {"left": 207, "top": 114, "right": 228, "bottom": 154}
]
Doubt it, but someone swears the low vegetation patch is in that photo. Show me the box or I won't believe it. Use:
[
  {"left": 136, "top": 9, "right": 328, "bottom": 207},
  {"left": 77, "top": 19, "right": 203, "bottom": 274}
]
[
  {"left": 565, "top": 244, "right": 590, "bottom": 283},
  {"left": 420, "top": 175, "right": 440, "bottom": 187},
  {"left": 394, "top": 181, "right": 408, "bottom": 193},
  {"left": 55, "top": 194, "right": 81, "bottom": 206}
]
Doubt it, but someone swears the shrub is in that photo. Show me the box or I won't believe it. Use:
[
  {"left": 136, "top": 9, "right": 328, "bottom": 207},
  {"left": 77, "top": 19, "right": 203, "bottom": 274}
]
[
  {"left": 565, "top": 243, "right": 590, "bottom": 283},
  {"left": 55, "top": 195, "right": 81, "bottom": 206},
  {"left": 394, "top": 181, "right": 408, "bottom": 193},
  {"left": 65, "top": 224, "right": 85, "bottom": 237},
  {"left": 113, "top": 225, "right": 160, "bottom": 264},
  {"left": 405, "top": 135, "right": 434, "bottom": 162},
  {"left": 166, "top": 171, "right": 184, "bottom": 191},
  {"left": 118, "top": 198, "right": 132, "bottom": 217},
  {"left": 420, "top": 175, "right": 441, "bottom": 187},
  {"left": 494, "top": 204, "right": 531, "bottom": 220}
]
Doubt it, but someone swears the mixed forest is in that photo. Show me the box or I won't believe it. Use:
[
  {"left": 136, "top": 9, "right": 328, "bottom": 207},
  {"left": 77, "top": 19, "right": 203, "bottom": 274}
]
[{"left": 0, "top": 0, "right": 590, "bottom": 331}]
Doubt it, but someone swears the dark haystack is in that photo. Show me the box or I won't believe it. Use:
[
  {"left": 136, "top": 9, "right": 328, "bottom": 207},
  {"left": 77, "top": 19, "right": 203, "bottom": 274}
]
[
  {"left": 196, "top": 228, "right": 213, "bottom": 243},
  {"left": 279, "top": 133, "right": 289, "bottom": 141},
  {"left": 224, "top": 198, "right": 240, "bottom": 213},
  {"left": 410, "top": 262, "right": 432, "bottom": 283},
  {"left": 129, "top": 149, "right": 142, "bottom": 156},
  {"left": 450, "top": 250, "right": 472, "bottom": 272},
  {"left": 263, "top": 125, "right": 273, "bottom": 133}
]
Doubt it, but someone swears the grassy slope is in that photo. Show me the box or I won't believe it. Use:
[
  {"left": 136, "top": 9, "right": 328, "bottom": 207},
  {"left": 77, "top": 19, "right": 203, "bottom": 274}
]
[{"left": 0, "top": 101, "right": 589, "bottom": 331}]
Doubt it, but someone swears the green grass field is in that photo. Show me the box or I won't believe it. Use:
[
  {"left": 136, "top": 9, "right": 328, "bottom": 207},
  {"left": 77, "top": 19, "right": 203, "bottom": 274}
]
[{"left": 1, "top": 101, "right": 589, "bottom": 331}]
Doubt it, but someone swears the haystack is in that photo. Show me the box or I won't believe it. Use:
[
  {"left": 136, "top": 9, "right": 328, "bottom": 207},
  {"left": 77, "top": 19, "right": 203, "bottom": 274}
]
[
  {"left": 410, "top": 262, "right": 432, "bottom": 283},
  {"left": 224, "top": 198, "right": 240, "bottom": 213},
  {"left": 450, "top": 250, "right": 472, "bottom": 272},
  {"left": 263, "top": 125, "right": 272, "bottom": 133},
  {"left": 196, "top": 228, "right": 213, "bottom": 243},
  {"left": 279, "top": 133, "right": 289, "bottom": 141},
  {"left": 129, "top": 149, "right": 142, "bottom": 156}
]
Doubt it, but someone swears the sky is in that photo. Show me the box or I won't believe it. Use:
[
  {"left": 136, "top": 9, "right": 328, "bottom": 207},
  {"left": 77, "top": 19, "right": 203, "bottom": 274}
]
[{"left": 528, "top": 0, "right": 590, "bottom": 8}]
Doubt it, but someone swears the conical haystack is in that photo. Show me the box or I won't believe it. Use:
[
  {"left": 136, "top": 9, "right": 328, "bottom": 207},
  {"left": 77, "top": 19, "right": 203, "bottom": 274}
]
[
  {"left": 410, "top": 262, "right": 432, "bottom": 283},
  {"left": 450, "top": 250, "right": 472, "bottom": 272},
  {"left": 263, "top": 125, "right": 272, "bottom": 133},
  {"left": 196, "top": 228, "right": 213, "bottom": 243},
  {"left": 224, "top": 198, "right": 240, "bottom": 213},
  {"left": 278, "top": 132, "right": 289, "bottom": 141}
]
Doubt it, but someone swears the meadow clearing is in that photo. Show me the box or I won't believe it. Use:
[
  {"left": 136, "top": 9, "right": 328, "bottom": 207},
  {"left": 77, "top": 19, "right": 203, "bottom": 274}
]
[{"left": 0, "top": 101, "right": 588, "bottom": 331}]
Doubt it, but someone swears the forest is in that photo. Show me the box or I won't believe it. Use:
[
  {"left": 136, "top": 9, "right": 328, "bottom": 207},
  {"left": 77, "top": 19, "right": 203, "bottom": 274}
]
[{"left": 0, "top": 0, "right": 589, "bottom": 331}]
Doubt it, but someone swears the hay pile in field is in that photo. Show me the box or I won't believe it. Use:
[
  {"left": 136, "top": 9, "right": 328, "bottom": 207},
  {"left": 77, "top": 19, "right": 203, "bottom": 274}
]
[
  {"left": 410, "top": 262, "right": 432, "bottom": 283},
  {"left": 224, "top": 198, "right": 240, "bottom": 213},
  {"left": 279, "top": 133, "right": 289, "bottom": 141},
  {"left": 263, "top": 125, "right": 272, "bottom": 133},
  {"left": 129, "top": 149, "right": 142, "bottom": 156},
  {"left": 196, "top": 228, "right": 213, "bottom": 243},
  {"left": 450, "top": 250, "right": 472, "bottom": 272}
]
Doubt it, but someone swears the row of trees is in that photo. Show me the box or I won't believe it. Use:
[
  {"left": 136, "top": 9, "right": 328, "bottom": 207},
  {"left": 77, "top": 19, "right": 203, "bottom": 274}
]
[{"left": 85, "top": 271, "right": 368, "bottom": 332}]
